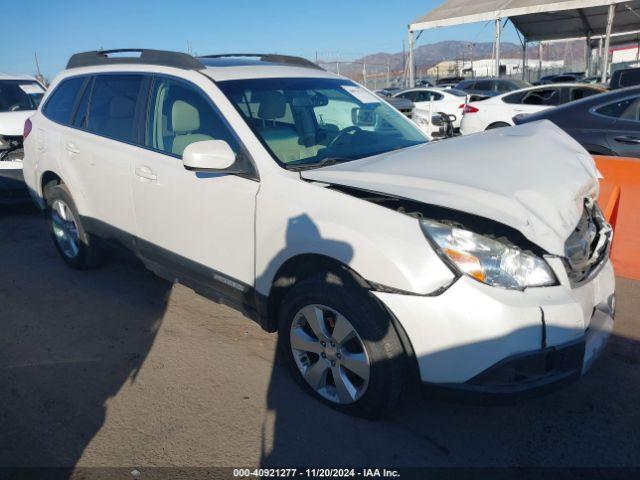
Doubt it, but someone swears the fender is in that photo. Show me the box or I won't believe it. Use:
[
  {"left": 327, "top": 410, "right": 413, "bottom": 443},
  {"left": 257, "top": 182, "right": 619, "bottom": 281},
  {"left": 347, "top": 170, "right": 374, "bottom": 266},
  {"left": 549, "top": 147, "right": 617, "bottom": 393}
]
[{"left": 254, "top": 175, "right": 455, "bottom": 297}]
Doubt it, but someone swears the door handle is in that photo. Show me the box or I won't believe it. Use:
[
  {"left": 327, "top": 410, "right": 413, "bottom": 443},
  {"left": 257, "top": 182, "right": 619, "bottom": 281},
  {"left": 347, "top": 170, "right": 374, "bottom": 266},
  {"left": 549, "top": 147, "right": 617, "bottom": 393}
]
[
  {"left": 614, "top": 135, "right": 640, "bottom": 144},
  {"left": 135, "top": 166, "right": 157, "bottom": 181},
  {"left": 65, "top": 142, "right": 80, "bottom": 154}
]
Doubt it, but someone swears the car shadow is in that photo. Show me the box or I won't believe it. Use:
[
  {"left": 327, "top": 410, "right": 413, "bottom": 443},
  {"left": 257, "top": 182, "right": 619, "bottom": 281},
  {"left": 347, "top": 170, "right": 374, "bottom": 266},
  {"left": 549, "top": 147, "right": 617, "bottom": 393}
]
[{"left": 0, "top": 204, "right": 172, "bottom": 475}]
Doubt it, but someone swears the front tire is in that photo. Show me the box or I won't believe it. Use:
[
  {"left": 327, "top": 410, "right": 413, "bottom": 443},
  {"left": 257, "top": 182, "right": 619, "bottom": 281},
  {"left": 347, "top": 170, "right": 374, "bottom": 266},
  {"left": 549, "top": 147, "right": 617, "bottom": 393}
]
[
  {"left": 278, "top": 274, "right": 406, "bottom": 418},
  {"left": 44, "top": 183, "right": 105, "bottom": 269}
]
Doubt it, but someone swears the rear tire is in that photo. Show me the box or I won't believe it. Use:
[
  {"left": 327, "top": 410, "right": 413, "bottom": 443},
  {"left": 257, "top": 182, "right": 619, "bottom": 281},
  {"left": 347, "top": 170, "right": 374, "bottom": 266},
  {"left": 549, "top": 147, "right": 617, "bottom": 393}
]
[
  {"left": 44, "top": 183, "right": 106, "bottom": 269},
  {"left": 278, "top": 273, "right": 406, "bottom": 418}
]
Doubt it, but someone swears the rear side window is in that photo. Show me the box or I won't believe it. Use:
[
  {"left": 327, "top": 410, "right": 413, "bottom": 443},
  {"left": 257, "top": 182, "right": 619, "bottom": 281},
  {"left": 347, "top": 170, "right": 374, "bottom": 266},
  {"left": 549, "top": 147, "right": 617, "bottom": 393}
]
[
  {"left": 87, "top": 74, "right": 145, "bottom": 143},
  {"left": 503, "top": 91, "right": 526, "bottom": 104},
  {"left": 474, "top": 81, "right": 493, "bottom": 91},
  {"left": 496, "top": 82, "right": 512, "bottom": 93},
  {"left": 596, "top": 97, "right": 640, "bottom": 121},
  {"left": 456, "top": 81, "right": 475, "bottom": 90},
  {"left": 397, "top": 92, "right": 416, "bottom": 101},
  {"left": 617, "top": 70, "right": 640, "bottom": 88},
  {"left": 72, "top": 77, "right": 94, "bottom": 128},
  {"left": 42, "top": 77, "right": 85, "bottom": 124},
  {"left": 569, "top": 87, "right": 601, "bottom": 102},
  {"left": 522, "top": 88, "right": 560, "bottom": 106}
]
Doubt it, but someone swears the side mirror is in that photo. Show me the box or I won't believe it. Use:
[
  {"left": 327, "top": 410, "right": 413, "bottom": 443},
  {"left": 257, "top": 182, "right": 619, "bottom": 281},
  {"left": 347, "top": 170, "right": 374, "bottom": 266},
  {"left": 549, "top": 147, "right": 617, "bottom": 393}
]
[
  {"left": 351, "top": 107, "right": 377, "bottom": 127},
  {"left": 183, "top": 140, "right": 236, "bottom": 172}
]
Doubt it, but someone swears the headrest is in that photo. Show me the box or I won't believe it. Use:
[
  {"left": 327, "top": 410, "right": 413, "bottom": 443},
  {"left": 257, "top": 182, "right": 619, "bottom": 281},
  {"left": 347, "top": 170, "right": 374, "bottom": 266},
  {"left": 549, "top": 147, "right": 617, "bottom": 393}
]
[
  {"left": 257, "top": 91, "right": 286, "bottom": 120},
  {"left": 172, "top": 100, "right": 200, "bottom": 133},
  {"left": 109, "top": 96, "right": 135, "bottom": 119}
]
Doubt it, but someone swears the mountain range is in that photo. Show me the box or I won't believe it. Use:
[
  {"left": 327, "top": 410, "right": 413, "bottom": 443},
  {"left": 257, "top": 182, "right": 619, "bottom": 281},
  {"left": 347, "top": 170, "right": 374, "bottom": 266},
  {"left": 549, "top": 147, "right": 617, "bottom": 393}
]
[{"left": 320, "top": 40, "right": 587, "bottom": 76}]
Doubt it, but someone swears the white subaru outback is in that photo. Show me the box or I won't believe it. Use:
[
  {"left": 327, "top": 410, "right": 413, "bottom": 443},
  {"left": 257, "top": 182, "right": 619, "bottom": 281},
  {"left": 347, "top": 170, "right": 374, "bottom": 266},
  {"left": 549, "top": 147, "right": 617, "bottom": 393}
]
[{"left": 22, "top": 49, "right": 615, "bottom": 418}]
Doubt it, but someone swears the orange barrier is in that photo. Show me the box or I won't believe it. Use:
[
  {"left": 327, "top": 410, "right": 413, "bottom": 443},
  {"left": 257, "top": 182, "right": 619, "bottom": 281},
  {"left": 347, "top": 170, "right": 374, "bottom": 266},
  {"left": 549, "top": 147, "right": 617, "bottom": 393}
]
[{"left": 594, "top": 155, "right": 640, "bottom": 280}]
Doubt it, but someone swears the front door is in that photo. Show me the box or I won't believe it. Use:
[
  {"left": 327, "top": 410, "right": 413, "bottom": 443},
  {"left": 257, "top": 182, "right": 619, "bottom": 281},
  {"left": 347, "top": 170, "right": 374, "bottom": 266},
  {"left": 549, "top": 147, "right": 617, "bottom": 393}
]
[{"left": 131, "top": 75, "right": 259, "bottom": 303}]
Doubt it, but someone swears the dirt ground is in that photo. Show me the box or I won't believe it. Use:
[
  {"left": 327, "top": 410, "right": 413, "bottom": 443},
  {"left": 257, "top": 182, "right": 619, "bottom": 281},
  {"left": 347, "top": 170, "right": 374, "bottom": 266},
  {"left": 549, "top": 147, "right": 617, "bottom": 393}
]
[{"left": 1, "top": 199, "right": 640, "bottom": 473}]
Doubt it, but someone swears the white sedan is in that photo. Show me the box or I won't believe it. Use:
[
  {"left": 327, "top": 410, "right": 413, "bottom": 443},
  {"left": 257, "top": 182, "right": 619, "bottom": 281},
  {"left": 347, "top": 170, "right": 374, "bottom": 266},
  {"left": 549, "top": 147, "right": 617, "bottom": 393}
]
[
  {"left": 460, "top": 83, "right": 606, "bottom": 135},
  {"left": 393, "top": 87, "right": 468, "bottom": 129}
]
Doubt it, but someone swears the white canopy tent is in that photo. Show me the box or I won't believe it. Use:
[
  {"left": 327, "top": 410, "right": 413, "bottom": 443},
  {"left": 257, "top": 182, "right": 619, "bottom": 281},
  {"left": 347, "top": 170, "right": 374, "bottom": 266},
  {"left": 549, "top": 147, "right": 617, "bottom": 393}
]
[{"left": 407, "top": 0, "right": 640, "bottom": 85}]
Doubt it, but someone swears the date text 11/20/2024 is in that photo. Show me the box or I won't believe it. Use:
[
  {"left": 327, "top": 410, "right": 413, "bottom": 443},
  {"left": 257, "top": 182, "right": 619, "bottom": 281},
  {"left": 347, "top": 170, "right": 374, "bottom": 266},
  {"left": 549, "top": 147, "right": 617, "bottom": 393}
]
[{"left": 233, "top": 468, "right": 401, "bottom": 478}]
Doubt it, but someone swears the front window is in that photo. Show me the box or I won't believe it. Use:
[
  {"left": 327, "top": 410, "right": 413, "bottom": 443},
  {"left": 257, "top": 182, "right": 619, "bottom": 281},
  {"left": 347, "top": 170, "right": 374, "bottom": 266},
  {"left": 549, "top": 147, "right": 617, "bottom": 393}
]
[
  {"left": 0, "top": 80, "right": 46, "bottom": 112},
  {"left": 217, "top": 78, "right": 427, "bottom": 169}
]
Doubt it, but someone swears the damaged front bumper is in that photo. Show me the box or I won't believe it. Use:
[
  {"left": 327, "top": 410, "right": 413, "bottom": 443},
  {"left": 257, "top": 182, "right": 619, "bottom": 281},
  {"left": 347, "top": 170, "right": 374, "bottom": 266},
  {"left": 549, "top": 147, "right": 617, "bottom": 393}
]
[{"left": 372, "top": 259, "right": 615, "bottom": 400}]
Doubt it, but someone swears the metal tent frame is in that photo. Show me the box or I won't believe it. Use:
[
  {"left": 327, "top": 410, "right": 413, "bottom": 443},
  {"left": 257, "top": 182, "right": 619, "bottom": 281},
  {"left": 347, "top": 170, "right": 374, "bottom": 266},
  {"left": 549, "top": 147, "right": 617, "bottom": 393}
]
[{"left": 407, "top": 0, "right": 640, "bottom": 86}]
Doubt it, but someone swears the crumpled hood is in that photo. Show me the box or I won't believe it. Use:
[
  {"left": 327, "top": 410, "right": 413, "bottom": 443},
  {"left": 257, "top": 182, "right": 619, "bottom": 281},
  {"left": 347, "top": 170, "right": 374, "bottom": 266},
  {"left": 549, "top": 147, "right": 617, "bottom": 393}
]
[
  {"left": 0, "top": 111, "right": 33, "bottom": 136},
  {"left": 302, "top": 120, "right": 599, "bottom": 256}
]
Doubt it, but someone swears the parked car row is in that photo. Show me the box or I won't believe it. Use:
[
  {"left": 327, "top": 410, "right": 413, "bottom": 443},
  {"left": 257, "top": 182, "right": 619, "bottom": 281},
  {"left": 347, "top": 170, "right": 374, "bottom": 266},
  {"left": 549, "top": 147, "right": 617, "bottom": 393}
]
[
  {"left": 516, "top": 85, "right": 640, "bottom": 157},
  {"left": 389, "top": 69, "right": 640, "bottom": 159},
  {"left": 460, "top": 83, "right": 606, "bottom": 134}
]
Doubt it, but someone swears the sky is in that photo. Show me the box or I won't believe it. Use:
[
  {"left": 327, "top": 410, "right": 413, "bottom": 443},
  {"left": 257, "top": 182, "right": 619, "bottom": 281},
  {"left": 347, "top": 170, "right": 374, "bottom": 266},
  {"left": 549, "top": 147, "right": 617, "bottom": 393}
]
[{"left": 0, "top": 0, "right": 520, "bottom": 80}]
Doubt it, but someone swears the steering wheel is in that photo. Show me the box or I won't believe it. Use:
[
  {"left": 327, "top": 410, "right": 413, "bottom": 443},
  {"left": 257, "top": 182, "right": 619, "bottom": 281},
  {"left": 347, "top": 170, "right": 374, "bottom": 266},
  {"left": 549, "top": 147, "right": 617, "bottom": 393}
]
[
  {"left": 327, "top": 125, "right": 362, "bottom": 149},
  {"left": 9, "top": 104, "right": 23, "bottom": 112}
]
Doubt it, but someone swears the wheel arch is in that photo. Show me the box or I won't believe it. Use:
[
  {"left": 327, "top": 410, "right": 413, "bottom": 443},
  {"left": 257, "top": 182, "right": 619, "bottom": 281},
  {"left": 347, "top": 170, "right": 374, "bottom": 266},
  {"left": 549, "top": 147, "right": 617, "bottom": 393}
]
[
  {"left": 262, "top": 253, "right": 370, "bottom": 333},
  {"left": 37, "top": 170, "right": 64, "bottom": 209},
  {"left": 260, "top": 253, "right": 420, "bottom": 386}
]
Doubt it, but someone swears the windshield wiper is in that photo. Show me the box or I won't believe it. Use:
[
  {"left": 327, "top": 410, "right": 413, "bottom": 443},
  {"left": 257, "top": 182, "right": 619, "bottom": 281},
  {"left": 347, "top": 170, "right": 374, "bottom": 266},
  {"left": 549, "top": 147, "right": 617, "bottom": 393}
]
[{"left": 288, "top": 157, "right": 351, "bottom": 172}]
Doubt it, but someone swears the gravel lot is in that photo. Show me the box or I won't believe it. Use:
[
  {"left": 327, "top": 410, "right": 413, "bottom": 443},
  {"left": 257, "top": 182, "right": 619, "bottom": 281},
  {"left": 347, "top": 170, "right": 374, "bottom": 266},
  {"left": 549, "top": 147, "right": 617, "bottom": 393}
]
[{"left": 1, "top": 195, "right": 639, "bottom": 473}]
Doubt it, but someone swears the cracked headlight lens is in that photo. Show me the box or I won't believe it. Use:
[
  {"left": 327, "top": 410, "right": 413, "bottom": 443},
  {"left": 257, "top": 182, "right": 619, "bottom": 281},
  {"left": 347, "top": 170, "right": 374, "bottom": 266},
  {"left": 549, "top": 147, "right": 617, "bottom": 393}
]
[{"left": 421, "top": 219, "right": 557, "bottom": 289}]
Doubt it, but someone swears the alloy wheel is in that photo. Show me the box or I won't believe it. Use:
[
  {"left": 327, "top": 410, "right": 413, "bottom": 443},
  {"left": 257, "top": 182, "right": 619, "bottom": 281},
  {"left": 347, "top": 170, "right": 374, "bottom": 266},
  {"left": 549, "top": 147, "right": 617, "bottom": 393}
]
[
  {"left": 290, "top": 304, "right": 370, "bottom": 404},
  {"left": 51, "top": 199, "right": 80, "bottom": 259}
]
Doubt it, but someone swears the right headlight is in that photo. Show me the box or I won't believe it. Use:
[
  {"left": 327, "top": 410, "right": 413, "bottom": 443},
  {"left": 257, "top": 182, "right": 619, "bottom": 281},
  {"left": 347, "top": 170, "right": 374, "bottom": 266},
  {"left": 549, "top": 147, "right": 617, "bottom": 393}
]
[{"left": 420, "top": 219, "right": 557, "bottom": 289}]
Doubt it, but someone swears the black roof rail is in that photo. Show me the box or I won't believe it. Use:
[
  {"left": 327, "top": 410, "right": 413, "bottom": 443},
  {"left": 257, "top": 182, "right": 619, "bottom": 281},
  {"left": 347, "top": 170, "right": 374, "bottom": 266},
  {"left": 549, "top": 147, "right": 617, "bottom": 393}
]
[
  {"left": 199, "top": 53, "right": 324, "bottom": 70},
  {"left": 66, "top": 49, "right": 205, "bottom": 70}
]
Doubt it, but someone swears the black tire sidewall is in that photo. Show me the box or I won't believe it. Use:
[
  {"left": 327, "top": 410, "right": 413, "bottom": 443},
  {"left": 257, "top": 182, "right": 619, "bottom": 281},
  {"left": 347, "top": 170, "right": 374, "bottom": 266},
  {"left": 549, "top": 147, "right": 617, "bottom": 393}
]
[{"left": 278, "top": 275, "right": 405, "bottom": 418}]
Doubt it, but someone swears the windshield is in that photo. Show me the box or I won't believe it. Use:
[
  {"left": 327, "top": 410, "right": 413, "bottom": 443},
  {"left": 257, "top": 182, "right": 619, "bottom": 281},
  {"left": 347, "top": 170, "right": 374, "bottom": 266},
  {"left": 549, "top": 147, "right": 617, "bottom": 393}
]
[
  {"left": 217, "top": 77, "right": 428, "bottom": 169},
  {"left": 0, "top": 80, "right": 45, "bottom": 112}
]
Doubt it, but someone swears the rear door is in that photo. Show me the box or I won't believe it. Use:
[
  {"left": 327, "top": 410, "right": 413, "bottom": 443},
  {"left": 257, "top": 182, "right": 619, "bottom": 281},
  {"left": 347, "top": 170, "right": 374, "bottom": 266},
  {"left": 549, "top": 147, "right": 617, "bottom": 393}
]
[
  {"left": 64, "top": 73, "right": 148, "bottom": 243},
  {"left": 36, "top": 77, "right": 86, "bottom": 191},
  {"left": 597, "top": 96, "right": 640, "bottom": 157},
  {"left": 131, "top": 74, "right": 259, "bottom": 300}
]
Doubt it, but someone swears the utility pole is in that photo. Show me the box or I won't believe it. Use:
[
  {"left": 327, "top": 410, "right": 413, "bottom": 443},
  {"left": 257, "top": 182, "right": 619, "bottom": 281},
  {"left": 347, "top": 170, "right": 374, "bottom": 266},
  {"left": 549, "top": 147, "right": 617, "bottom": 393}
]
[
  {"left": 362, "top": 62, "right": 367, "bottom": 88},
  {"left": 597, "top": 38, "right": 604, "bottom": 76},
  {"left": 386, "top": 59, "right": 390, "bottom": 87},
  {"left": 469, "top": 42, "right": 475, "bottom": 77},
  {"left": 522, "top": 40, "right": 528, "bottom": 81},
  {"left": 494, "top": 18, "right": 501, "bottom": 78},
  {"left": 408, "top": 29, "right": 415, "bottom": 88},
  {"left": 187, "top": 41, "right": 193, "bottom": 55},
  {"left": 538, "top": 42, "right": 543, "bottom": 80},
  {"left": 585, "top": 33, "right": 592, "bottom": 76},
  {"left": 34, "top": 52, "right": 42, "bottom": 78}
]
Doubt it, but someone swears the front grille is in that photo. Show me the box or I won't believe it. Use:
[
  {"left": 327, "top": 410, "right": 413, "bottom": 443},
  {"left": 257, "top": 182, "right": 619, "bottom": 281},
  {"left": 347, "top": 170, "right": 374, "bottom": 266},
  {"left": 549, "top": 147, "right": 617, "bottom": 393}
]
[{"left": 563, "top": 199, "right": 612, "bottom": 285}]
